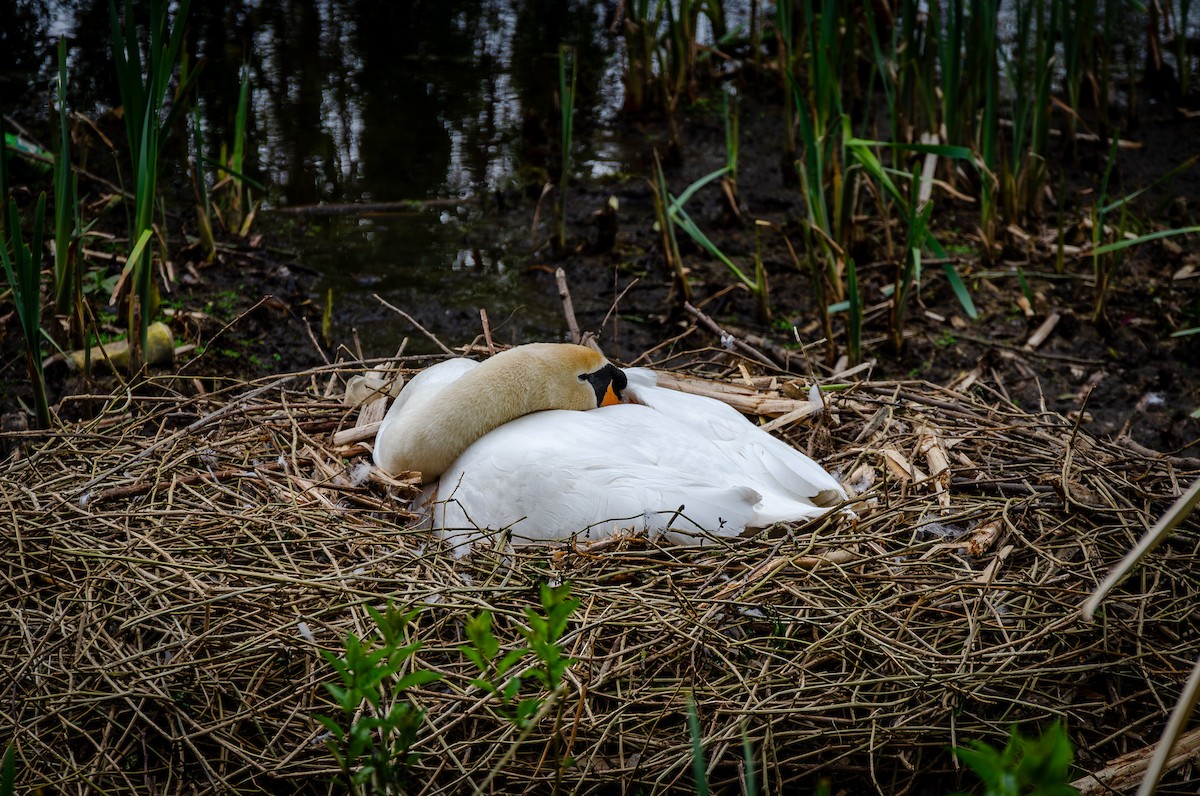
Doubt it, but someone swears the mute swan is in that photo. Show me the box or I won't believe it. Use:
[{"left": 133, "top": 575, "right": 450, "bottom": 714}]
[{"left": 371, "top": 343, "right": 848, "bottom": 554}]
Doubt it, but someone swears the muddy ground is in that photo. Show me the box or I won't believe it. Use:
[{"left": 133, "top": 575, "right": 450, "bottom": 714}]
[{"left": 3, "top": 87, "right": 1199, "bottom": 460}]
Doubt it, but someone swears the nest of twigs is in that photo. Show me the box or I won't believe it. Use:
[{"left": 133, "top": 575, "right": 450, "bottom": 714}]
[{"left": 3, "top": 350, "right": 1198, "bottom": 794}]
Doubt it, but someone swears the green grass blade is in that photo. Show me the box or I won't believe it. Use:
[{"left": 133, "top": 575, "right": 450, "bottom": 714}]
[
  {"left": 1, "top": 743, "right": 15, "bottom": 796},
  {"left": 687, "top": 699, "right": 709, "bottom": 796},
  {"left": 117, "top": 228, "right": 155, "bottom": 286},
  {"left": 0, "top": 117, "right": 7, "bottom": 204},
  {"left": 941, "top": 263, "right": 978, "bottom": 319},
  {"left": 1091, "top": 226, "right": 1200, "bottom": 257},
  {"left": 847, "top": 257, "right": 862, "bottom": 365},
  {"left": 197, "top": 154, "right": 266, "bottom": 191},
  {"left": 671, "top": 204, "right": 757, "bottom": 290},
  {"left": 668, "top": 165, "right": 730, "bottom": 213},
  {"left": 231, "top": 62, "right": 250, "bottom": 181},
  {"left": 1100, "top": 155, "right": 1199, "bottom": 215}
]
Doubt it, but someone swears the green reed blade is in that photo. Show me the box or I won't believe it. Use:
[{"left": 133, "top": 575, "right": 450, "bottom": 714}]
[
  {"left": 1100, "top": 155, "right": 1199, "bottom": 215},
  {"left": 671, "top": 203, "right": 757, "bottom": 290},
  {"left": 653, "top": 152, "right": 690, "bottom": 302},
  {"left": 198, "top": 155, "right": 267, "bottom": 191},
  {"left": 941, "top": 263, "right": 977, "bottom": 318},
  {"left": 0, "top": 122, "right": 7, "bottom": 207},
  {"left": 668, "top": 165, "right": 729, "bottom": 213},
  {"left": 556, "top": 44, "right": 577, "bottom": 253},
  {"left": 937, "top": 0, "right": 965, "bottom": 145},
  {"left": 723, "top": 86, "right": 738, "bottom": 181},
  {"left": 846, "top": 257, "right": 862, "bottom": 365},
  {"left": 232, "top": 62, "right": 250, "bottom": 187},
  {"left": 1, "top": 194, "right": 51, "bottom": 427},
  {"left": 687, "top": 698, "right": 709, "bottom": 796},
  {"left": 54, "top": 36, "right": 80, "bottom": 318},
  {"left": 109, "top": 0, "right": 191, "bottom": 353},
  {"left": 1091, "top": 226, "right": 1200, "bottom": 257}
]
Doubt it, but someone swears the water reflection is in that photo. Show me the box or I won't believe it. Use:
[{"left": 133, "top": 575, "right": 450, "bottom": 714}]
[{"left": 12, "top": 0, "right": 621, "bottom": 355}]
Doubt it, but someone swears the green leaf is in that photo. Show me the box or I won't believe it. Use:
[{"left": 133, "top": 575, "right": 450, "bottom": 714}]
[
  {"left": 315, "top": 714, "right": 346, "bottom": 742},
  {"left": 515, "top": 697, "right": 542, "bottom": 725},
  {"left": 461, "top": 646, "right": 487, "bottom": 672},
  {"left": 465, "top": 611, "right": 500, "bottom": 661},
  {"left": 495, "top": 647, "right": 529, "bottom": 679},
  {"left": 392, "top": 669, "right": 442, "bottom": 692},
  {"left": 323, "top": 683, "right": 349, "bottom": 705}
]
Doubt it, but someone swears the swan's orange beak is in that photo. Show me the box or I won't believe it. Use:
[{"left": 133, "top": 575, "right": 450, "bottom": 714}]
[{"left": 601, "top": 384, "right": 622, "bottom": 407}]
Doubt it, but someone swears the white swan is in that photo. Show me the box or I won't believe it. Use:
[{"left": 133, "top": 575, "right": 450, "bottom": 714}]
[{"left": 371, "top": 343, "right": 848, "bottom": 554}]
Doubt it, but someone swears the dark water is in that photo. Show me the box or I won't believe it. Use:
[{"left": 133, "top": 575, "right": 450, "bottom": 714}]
[
  {"left": 2, "top": 0, "right": 640, "bottom": 355},
  {"left": 5, "top": 2, "right": 1193, "bottom": 355}
]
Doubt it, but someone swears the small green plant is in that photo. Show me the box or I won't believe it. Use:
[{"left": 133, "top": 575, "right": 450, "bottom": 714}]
[
  {"left": 952, "top": 721, "right": 1078, "bottom": 796},
  {"left": 520, "top": 582, "right": 579, "bottom": 695},
  {"left": 464, "top": 582, "right": 579, "bottom": 728},
  {"left": 316, "top": 603, "right": 442, "bottom": 794},
  {"left": 1, "top": 194, "right": 51, "bottom": 428},
  {"left": 846, "top": 136, "right": 977, "bottom": 353}
]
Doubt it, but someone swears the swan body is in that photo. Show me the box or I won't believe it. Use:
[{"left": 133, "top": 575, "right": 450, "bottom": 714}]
[{"left": 371, "top": 344, "right": 848, "bottom": 555}]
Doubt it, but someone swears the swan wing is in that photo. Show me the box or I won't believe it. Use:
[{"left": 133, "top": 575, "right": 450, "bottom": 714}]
[{"left": 626, "top": 373, "right": 848, "bottom": 507}]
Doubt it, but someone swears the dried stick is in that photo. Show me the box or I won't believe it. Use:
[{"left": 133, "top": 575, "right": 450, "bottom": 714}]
[
  {"left": 683, "top": 302, "right": 776, "bottom": 369},
  {"left": 555, "top": 267, "right": 581, "bottom": 344},
  {"left": 480, "top": 308, "right": 496, "bottom": 354},
  {"left": 373, "top": 294, "right": 456, "bottom": 356},
  {"left": 1073, "top": 725, "right": 1200, "bottom": 795}
]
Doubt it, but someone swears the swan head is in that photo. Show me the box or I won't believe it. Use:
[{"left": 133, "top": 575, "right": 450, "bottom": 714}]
[
  {"left": 374, "top": 343, "right": 627, "bottom": 481},
  {"left": 531, "top": 343, "right": 627, "bottom": 409}
]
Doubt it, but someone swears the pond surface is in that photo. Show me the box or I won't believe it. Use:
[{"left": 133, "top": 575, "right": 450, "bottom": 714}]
[
  {"left": 4, "top": 0, "right": 1194, "bottom": 359},
  {"left": 4, "top": 0, "right": 678, "bottom": 354}
]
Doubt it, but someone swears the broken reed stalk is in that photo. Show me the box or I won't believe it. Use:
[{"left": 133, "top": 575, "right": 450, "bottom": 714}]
[{"left": 2, "top": 356, "right": 1198, "bottom": 794}]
